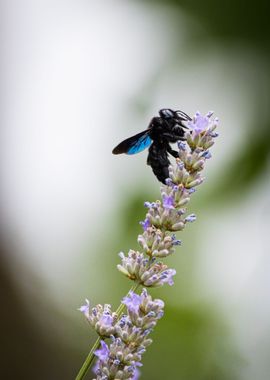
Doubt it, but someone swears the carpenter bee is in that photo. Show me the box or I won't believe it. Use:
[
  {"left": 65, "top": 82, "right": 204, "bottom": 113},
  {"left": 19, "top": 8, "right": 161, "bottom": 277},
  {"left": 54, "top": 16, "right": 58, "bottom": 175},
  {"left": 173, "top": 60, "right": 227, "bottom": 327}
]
[{"left": 112, "top": 108, "right": 191, "bottom": 184}]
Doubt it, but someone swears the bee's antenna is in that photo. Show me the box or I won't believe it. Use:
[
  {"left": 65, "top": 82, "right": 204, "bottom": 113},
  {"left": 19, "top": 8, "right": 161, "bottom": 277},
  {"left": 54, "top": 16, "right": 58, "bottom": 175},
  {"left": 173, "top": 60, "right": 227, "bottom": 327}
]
[{"left": 175, "top": 110, "right": 192, "bottom": 121}]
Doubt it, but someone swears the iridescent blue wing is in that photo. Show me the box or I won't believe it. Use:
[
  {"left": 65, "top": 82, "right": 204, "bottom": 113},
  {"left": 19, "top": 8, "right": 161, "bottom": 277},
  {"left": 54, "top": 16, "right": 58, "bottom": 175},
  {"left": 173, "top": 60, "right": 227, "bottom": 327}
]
[
  {"left": 127, "top": 133, "right": 152, "bottom": 155},
  {"left": 112, "top": 130, "right": 152, "bottom": 155}
]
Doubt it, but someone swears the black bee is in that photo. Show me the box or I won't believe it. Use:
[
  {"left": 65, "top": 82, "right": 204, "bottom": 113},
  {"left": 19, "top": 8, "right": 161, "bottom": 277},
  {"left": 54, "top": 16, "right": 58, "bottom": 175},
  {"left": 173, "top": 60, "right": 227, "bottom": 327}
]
[{"left": 112, "top": 108, "right": 191, "bottom": 184}]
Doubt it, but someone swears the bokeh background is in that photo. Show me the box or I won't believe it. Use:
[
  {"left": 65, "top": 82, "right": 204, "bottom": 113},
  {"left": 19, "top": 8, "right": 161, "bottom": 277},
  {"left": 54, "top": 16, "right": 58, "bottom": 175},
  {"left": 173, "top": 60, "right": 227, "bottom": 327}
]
[{"left": 1, "top": 0, "right": 270, "bottom": 379}]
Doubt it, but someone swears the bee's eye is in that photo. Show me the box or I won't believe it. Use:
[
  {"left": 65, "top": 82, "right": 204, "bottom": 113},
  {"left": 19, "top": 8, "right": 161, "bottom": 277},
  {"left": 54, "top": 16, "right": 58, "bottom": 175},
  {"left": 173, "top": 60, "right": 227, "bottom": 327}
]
[{"left": 160, "top": 109, "right": 174, "bottom": 118}]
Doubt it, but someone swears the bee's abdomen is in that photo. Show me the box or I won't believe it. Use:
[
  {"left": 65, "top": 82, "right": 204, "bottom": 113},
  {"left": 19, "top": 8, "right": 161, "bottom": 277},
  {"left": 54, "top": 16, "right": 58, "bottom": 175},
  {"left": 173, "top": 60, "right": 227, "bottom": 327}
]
[{"left": 147, "top": 143, "right": 170, "bottom": 184}]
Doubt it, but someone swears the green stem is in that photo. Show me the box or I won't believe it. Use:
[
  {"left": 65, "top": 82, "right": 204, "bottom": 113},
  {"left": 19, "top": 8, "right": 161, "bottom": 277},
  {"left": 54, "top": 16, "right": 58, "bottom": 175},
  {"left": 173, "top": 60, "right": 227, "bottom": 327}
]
[
  {"left": 75, "top": 336, "right": 101, "bottom": 380},
  {"left": 75, "top": 282, "right": 141, "bottom": 380}
]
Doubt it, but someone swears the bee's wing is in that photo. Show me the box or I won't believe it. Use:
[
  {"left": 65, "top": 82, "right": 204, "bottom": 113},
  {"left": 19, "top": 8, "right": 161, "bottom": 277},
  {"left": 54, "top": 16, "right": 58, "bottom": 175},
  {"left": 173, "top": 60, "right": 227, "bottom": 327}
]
[{"left": 112, "top": 130, "right": 152, "bottom": 155}]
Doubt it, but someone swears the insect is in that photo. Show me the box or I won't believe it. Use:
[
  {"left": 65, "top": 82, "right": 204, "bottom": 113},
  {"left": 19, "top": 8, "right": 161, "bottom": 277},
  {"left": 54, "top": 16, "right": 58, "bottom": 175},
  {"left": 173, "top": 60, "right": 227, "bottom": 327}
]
[{"left": 112, "top": 108, "right": 191, "bottom": 184}]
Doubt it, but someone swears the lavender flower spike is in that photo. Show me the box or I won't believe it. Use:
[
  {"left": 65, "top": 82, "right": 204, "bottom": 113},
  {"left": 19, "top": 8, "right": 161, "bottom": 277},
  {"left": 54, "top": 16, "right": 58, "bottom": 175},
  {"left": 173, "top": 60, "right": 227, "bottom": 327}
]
[
  {"left": 92, "top": 289, "right": 165, "bottom": 380},
  {"left": 77, "top": 110, "right": 219, "bottom": 380}
]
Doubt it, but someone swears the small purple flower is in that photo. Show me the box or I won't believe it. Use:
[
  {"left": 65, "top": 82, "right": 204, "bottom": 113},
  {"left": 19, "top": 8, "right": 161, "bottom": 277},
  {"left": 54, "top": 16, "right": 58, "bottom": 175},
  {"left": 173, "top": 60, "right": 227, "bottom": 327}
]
[
  {"left": 155, "top": 299, "right": 165, "bottom": 309},
  {"left": 133, "top": 367, "right": 141, "bottom": 380},
  {"left": 206, "top": 110, "right": 214, "bottom": 118},
  {"left": 140, "top": 218, "right": 151, "bottom": 231},
  {"left": 100, "top": 313, "right": 113, "bottom": 327},
  {"left": 165, "top": 178, "right": 174, "bottom": 186},
  {"left": 177, "top": 161, "right": 184, "bottom": 170},
  {"left": 162, "top": 194, "right": 175, "bottom": 209},
  {"left": 171, "top": 234, "right": 182, "bottom": 246},
  {"left": 144, "top": 201, "right": 158, "bottom": 209},
  {"left": 189, "top": 111, "right": 210, "bottom": 134},
  {"left": 78, "top": 299, "right": 90, "bottom": 317},
  {"left": 185, "top": 214, "right": 196, "bottom": 223},
  {"left": 162, "top": 269, "right": 176, "bottom": 286},
  {"left": 201, "top": 150, "right": 212, "bottom": 159},
  {"left": 144, "top": 201, "right": 152, "bottom": 208},
  {"left": 94, "top": 340, "right": 109, "bottom": 362},
  {"left": 122, "top": 292, "right": 142, "bottom": 314},
  {"left": 177, "top": 141, "right": 186, "bottom": 151},
  {"left": 92, "top": 360, "right": 99, "bottom": 375}
]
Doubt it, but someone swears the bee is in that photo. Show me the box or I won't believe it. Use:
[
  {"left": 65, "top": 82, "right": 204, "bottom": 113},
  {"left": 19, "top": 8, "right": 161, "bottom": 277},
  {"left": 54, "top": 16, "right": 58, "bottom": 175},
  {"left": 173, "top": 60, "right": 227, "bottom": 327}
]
[{"left": 112, "top": 108, "right": 191, "bottom": 183}]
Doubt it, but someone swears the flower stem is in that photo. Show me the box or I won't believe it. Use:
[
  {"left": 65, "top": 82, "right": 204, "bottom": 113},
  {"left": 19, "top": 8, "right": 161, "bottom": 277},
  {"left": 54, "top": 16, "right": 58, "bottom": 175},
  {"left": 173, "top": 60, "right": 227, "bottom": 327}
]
[
  {"left": 75, "top": 336, "right": 101, "bottom": 380},
  {"left": 75, "top": 282, "right": 140, "bottom": 380}
]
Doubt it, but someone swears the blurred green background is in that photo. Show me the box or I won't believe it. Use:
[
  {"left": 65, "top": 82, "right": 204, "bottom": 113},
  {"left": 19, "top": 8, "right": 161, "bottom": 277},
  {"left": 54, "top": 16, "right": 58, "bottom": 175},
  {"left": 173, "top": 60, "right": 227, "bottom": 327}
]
[{"left": 1, "top": 0, "right": 270, "bottom": 379}]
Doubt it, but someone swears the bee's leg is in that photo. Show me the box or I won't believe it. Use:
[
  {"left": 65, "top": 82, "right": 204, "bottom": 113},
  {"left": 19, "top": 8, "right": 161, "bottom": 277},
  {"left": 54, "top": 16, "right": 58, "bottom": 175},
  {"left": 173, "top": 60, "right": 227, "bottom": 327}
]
[
  {"left": 162, "top": 126, "right": 186, "bottom": 141},
  {"left": 167, "top": 145, "right": 179, "bottom": 158}
]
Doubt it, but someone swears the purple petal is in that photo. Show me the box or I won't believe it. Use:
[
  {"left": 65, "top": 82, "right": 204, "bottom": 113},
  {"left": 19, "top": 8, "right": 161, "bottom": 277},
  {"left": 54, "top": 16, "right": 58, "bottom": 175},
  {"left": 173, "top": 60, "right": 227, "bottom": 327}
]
[
  {"left": 163, "top": 269, "right": 176, "bottom": 286},
  {"left": 122, "top": 292, "right": 142, "bottom": 314},
  {"left": 171, "top": 234, "right": 182, "bottom": 246},
  {"left": 78, "top": 299, "right": 90, "bottom": 317},
  {"left": 131, "top": 366, "right": 141, "bottom": 380},
  {"left": 201, "top": 150, "right": 212, "bottom": 159},
  {"left": 162, "top": 195, "right": 175, "bottom": 210},
  {"left": 92, "top": 360, "right": 99, "bottom": 375},
  {"left": 100, "top": 314, "right": 113, "bottom": 327},
  {"left": 188, "top": 111, "right": 212, "bottom": 134},
  {"left": 144, "top": 201, "right": 152, "bottom": 208},
  {"left": 140, "top": 218, "right": 151, "bottom": 231},
  {"left": 94, "top": 340, "right": 109, "bottom": 362},
  {"left": 177, "top": 141, "right": 186, "bottom": 151},
  {"left": 165, "top": 178, "right": 174, "bottom": 186},
  {"left": 185, "top": 214, "right": 196, "bottom": 223}
]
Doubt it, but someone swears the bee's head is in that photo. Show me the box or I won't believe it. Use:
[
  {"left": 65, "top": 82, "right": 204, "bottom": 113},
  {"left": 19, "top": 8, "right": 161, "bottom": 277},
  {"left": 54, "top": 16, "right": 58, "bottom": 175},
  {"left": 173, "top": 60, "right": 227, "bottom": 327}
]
[
  {"left": 160, "top": 108, "right": 191, "bottom": 121},
  {"left": 159, "top": 108, "right": 175, "bottom": 119},
  {"left": 159, "top": 108, "right": 191, "bottom": 130}
]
